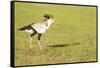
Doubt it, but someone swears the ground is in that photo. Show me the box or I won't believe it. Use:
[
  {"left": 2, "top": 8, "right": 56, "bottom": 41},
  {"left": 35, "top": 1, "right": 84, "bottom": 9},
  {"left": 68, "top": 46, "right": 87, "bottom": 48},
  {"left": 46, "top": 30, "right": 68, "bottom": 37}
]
[{"left": 14, "top": 2, "right": 97, "bottom": 66}]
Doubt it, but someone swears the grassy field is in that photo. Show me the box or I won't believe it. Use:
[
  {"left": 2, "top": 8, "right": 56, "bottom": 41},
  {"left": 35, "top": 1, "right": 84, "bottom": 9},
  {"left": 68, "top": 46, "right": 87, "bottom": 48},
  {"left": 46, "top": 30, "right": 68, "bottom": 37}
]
[{"left": 14, "top": 2, "right": 97, "bottom": 66}]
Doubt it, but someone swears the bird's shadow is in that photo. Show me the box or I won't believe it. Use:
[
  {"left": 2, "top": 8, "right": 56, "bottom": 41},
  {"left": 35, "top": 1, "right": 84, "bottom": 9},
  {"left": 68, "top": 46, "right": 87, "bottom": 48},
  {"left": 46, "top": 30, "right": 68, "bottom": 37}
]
[
  {"left": 48, "top": 42, "right": 80, "bottom": 48},
  {"left": 48, "top": 44, "right": 70, "bottom": 48}
]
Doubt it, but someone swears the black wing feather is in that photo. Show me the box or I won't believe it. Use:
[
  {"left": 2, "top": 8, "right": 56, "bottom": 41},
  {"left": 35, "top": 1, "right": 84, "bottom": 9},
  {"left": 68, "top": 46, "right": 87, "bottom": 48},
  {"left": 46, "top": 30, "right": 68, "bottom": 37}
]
[{"left": 18, "top": 23, "right": 35, "bottom": 31}]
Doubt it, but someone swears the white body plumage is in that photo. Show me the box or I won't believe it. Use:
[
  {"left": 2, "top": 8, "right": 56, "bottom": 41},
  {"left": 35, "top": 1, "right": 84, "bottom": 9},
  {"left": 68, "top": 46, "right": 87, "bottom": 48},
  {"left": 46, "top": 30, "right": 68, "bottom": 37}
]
[
  {"left": 19, "top": 14, "right": 54, "bottom": 51},
  {"left": 31, "top": 18, "right": 54, "bottom": 34}
]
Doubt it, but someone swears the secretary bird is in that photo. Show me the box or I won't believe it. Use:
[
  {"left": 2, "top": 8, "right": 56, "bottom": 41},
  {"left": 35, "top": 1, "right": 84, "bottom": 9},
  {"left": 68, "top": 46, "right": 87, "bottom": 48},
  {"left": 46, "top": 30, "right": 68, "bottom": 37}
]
[{"left": 18, "top": 14, "right": 54, "bottom": 52}]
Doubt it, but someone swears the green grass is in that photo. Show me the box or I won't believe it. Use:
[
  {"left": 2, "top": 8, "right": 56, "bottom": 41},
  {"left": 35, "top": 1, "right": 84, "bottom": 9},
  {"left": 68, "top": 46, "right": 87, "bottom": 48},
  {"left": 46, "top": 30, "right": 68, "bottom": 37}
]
[{"left": 14, "top": 2, "right": 97, "bottom": 66}]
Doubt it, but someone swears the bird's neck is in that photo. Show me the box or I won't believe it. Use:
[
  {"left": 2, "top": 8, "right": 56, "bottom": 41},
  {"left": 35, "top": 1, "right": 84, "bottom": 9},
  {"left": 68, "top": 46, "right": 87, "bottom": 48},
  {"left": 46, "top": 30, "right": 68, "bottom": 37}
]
[
  {"left": 46, "top": 18, "right": 54, "bottom": 29},
  {"left": 47, "top": 18, "right": 54, "bottom": 26}
]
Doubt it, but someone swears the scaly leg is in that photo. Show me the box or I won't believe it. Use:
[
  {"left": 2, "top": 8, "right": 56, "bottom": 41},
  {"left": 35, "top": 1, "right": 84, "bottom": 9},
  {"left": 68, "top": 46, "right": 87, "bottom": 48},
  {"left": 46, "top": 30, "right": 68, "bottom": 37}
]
[
  {"left": 38, "top": 34, "right": 42, "bottom": 52},
  {"left": 37, "top": 40, "right": 42, "bottom": 52},
  {"left": 29, "top": 36, "right": 32, "bottom": 49},
  {"left": 29, "top": 32, "right": 36, "bottom": 49}
]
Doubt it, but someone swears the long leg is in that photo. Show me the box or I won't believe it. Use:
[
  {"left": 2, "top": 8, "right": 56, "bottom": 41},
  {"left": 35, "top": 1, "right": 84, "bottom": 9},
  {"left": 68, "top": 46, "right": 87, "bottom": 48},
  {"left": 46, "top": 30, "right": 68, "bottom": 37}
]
[
  {"left": 29, "top": 32, "right": 37, "bottom": 49},
  {"left": 31, "top": 31, "right": 37, "bottom": 37},
  {"left": 29, "top": 35, "right": 32, "bottom": 49},
  {"left": 37, "top": 34, "right": 42, "bottom": 52}
]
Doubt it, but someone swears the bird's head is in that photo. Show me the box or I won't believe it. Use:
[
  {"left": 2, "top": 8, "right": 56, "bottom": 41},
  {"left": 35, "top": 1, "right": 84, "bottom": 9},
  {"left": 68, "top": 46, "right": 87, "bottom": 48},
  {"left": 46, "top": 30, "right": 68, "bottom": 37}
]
[
  {"left": 44, "top": 14, "right": 54, "bottom": 23},
  {"left": 44, "top": 14, "right": 53, "bottom": 19}
]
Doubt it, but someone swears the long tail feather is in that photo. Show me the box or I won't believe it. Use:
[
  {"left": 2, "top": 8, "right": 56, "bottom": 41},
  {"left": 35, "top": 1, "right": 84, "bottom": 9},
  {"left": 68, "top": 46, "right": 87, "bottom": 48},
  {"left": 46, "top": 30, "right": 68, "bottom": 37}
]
[
  {"left": 18, "top": 25, "right": 29, "bottom": 30},
  {"left": 18, "top": 24, "right": 34, "bottom": 31}
]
